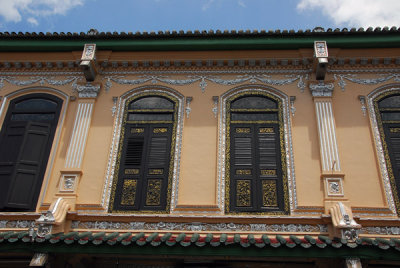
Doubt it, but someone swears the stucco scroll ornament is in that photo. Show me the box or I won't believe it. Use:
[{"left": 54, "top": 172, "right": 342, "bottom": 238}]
[
  {"left": 103, "top": 74, "right": 308, "bottom": 93},
  {"left": 309, "top": 81, "right": 334, "bottom": 97},
  {"left": 0, "top": 76, "right": 81, "bottom": 90},
  {"left": 334, "top": 74, "right": 400, "bottom": 91},
  {"left": 75, "top": 83, "right": 100, "bottom": 98},
  {"left": 346, "top": 258, "right": 362, "bottom": 268},
  {"left": 330, "top": 202, "right": 361, "bottom": 241},
  {"left": 34, "top": 198, "right": 71, "bottom": 238}
]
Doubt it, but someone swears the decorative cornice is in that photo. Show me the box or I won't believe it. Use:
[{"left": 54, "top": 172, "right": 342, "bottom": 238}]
[
  {"left": 75, "top": 83, "right": 100, "bottom": 98},
  {"left": 309, "top": 81, "right": 335, "bottom": 97}
]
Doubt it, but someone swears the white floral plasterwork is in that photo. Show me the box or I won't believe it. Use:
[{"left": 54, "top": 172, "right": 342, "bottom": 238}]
[
  {"left": 104, "top": 74, "right": 308, "bottom": 93},
  {"left": 70, "top": 220, "right": 328, "bottom": 233},
  {"left": 334, "top": 74, "right": 400, "bottom": 91},
  {"left": 0, "top": 76, "right": 82, "bottom": 91}
]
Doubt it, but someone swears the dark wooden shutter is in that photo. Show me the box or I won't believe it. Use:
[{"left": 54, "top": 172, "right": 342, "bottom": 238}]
[
  {"left": 383, "top": 124, "right": 400, "bottom": 196},
  {"left": 0, "top": 94, "right": 62, "bottom": 211},
  {"left": 0, "top": 122, "right": 27, "bottom": 209},
  {"left": 114, "top": 124, "right": 172, "bottom": 211},
  {"left": 230, "top": 123, "right": 283, "bottom": 213},
  {"left": 5, "top": 122, "right": 51, "bottom": 209}
]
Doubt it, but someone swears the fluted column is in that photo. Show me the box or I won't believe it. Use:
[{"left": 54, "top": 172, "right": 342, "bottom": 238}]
[{"left": 56, "top": 83, "right": 100, "bottom": 207}]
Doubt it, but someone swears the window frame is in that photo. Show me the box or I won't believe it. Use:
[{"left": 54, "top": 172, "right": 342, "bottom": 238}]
[
  {"left": 373, "top": 90, "right": 400, "bottom": 215},
  {"left": 0, "top": 93, "right": 63, "bottom": 212},
  {"left": 224, "top": 90, "right": 290, "bottom": 215},
  {"left": 109, "top": 92, "right": 180, "bottom": 214}
]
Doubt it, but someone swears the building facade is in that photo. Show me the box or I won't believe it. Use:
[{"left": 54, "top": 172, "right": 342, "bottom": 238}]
[{"left": 0, "top": 27, "right": 399, "bottom": 267}]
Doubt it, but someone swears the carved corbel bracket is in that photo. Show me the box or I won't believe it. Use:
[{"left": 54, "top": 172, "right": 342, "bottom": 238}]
[
  {"left": 314, "top": 41, "right": 328, "bottom": 80},
  {"left": 80, "top": 44, "right": 97, "bottom": 82},
  {"left": 35, "top": 197, "right": 71, "bottom": 237},
  {"left": 329, "top": 202, "right": 361, "bottom": 241}
]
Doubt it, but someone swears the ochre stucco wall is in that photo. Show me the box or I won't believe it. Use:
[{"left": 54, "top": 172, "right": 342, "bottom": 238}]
[{"left": 0, "top": 47, "right": 397, "bottom": 218}]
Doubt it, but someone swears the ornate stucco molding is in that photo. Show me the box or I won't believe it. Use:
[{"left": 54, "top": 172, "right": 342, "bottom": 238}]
[
  {"left": 103, "top": 74, "right": 308, "bottom": 93},
  {"left": 75, "top": 83, "right": 100, "bottom": 98},
  {"left": 309, "top": 81, "right": 334, "bottom": 97},
  {"left": 219, "top": 86, "right": 296, "bottom": 215},
  {"left": 334, "top": 74, "right": 400, "bottom": 91},
  {"left": 71, "top": 220, "right": 328, "bottom": 233},
  {"left": 0, "top": 76, "right": 82, "bottom": 91},
  {"left": 367, "top": 86, "right": 398, "bottom": 216},
  {"left": 102, "top": 86, "right": 184, "bottom": 213}
]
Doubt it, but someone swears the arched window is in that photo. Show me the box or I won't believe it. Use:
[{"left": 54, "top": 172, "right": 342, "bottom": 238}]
[
  {"left": 0, "top": 93, "right": 63, "bottom": 211},
  {"left": 110, "top": 94, "right": 178, "bottom": 213},
  {"left": 375, "top": 93, "right": 400, "bottom": 210},
  {"left": 226, "top": 93, "right": 289, "bottom": 214}
]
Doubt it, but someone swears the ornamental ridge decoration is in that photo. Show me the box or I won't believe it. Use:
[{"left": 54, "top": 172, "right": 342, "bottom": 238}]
[
  {"left": 0, "top": 76, "right": 82, "bottom": 91},
  {"left": 334, "top": 74, "right": 400, "bottom": 91},
  {"left": 104, "top": 74, "right": 308, "bottom": 93},
  {"left": 70, "top": 220, "right": 328, "bottom": 233}
]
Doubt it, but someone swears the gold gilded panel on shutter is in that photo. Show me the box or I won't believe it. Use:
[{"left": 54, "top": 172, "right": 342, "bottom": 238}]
[
  {"left": 236, "top": 128, "right": 251, "bottom": 134},
  {"left": 262, "top": 180, "right": 278, "bottom": 207},
  {"left": 131, "top": 128, "right": 144, "bottom": 134},
  {"left": 121, "top": 179, "right": 137, "bottom": 206},
  {"left": 124, "top": 169, "right": 139, "bottom": 175},
  {"left": 153, "top": 128, "right": 168, "bottom": 133},
  {"left": 236, "top": 169, "right": 252, "bottom": 175},
  {"left": 260, "top": 169, "right": 276, "bottom": 176},
  {"left": 259, "top": 128, "right": 274, "bottom": 133},
  {"left": 146, "top": 179, "right": 162, "bottom": 206},
  {"left": 149, "top": 169, "right": 163, "bottom": 175},
  {"left": 236, "top": 180, "right": 251, "bottom": 207}
]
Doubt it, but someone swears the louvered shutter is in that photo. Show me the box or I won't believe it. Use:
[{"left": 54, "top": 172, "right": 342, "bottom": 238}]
[
  {"left": 5, "top": 122, "right": 51, "bottom": 209},
  {"left": 114, "top": 124, "right": 172, "bottom": 211},
  {"left": 384, "top": 124, "right": 400, "bottom": 196},
  {"left": 230, "top": 124, "right": 283, "bottom": 212},
  {"left": 0, "top": 94, "right": 62, "bottom": 211}
]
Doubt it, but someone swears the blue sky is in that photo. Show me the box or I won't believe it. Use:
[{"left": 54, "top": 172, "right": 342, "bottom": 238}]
[{"left": 0, "top": 0, "right": 399, "bottom": 33}]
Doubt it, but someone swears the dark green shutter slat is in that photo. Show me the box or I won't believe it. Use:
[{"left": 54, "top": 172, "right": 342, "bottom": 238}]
[{"left": 124, "top": 138, "right": 144, "bottom": 166}]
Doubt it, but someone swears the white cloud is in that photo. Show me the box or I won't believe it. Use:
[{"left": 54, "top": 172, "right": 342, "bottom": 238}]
[
  {"left": 297, "top": 0, "right": 400, "bottom": 28},
  {"left": 238, "top": 0, "right": 246, "bottom": 8},
  {"left": 202, "top": 0, "right": 215, "bottom": 11},
  {"left": 0, "top": 0, "right": 83, "bottom": 25},
  {"left": 27, "top": 17, "right": 38, "bottom": 26}
]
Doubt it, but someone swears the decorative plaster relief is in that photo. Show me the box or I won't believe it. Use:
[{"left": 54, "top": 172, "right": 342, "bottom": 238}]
[
  {"left": 75, "top": 83, "right": 100, "bottom": 98},
  {"left": 103, "top": 74, "right": 308, "bottom": 93},
  {"left": 70, "top": 220, "right": 328, "bottom": 233},
  {"left": 59, "top": 175, "right": 77, "bottom": 192},
  {"left": 334, "top": 73, "right": 400, "bottom": 91},
  {"left": 0, "top": 76, "right": 82, "bottom": 91},
  {"left": 326, "top": 177, "right": 344, "bottom": 196},
  {"left": 0, "top": 220, "right": 35, "bottom": 229},
  {"left": 309, "top": 82, "right": 334, "bottom": 97},
  {"left": 367, "top": 87, "right": 398, "bottom": 215}
]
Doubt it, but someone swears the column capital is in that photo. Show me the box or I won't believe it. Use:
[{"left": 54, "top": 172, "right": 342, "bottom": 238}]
[
  {"left": 76, "top": 83, "right": 100, "bottom": 98},
  {"left": 309, "top": 81, "right": 334, "bottom": 97}
]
